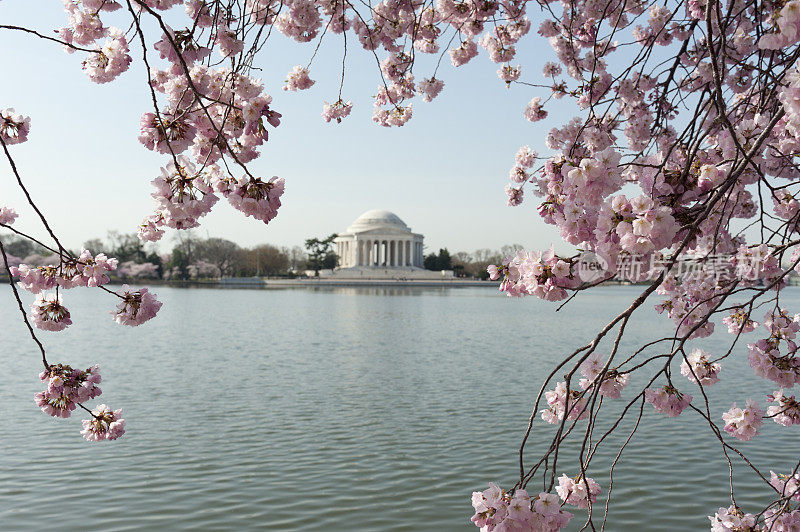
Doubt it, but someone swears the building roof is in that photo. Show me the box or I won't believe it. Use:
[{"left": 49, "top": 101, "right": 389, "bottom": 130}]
[{"left": 346, "top": 209, "right": 411, "bottom": 233}]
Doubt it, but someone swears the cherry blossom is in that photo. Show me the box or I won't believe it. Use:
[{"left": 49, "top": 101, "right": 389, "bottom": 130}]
[
  {"left": 770, "top": 471, "right": 800, "bottom": 502},
  {"left": 766, "top": 390, "right": 800, "bottom": 426},
  {"left": 579, "top": 353, "right": 630, "bottom": 399},
  {"left": 722, "top": 400, "right": 763, "bottom": 441},
  {"left": 418, "top": 78, "right": 444, "bottom": 102},
  {"left": 556, "top": 474, "right": 601, "bottom": 509},
  {"left": 541, "top": 381, "right": 588, "bottom": 424},
  {"left": 35, "top": 363, "right": 102, "bottom": 418},
  {"left": 0, "top": 108, "right": 30, "bottom": 145},
  {"left": 81, "top": 404, "right": 125, "bottom": 441},
  {"left": 81, "top": 28, "right": 131, "bottom": 83},
  {"left": 283, "top": 65, "right": 315, "bottom": 91},
  {"left": 111, "top": 285, "right": 162, "bottom": 326},
  {"left": 681, "top": 348, "right": 721, "bottom": 386},
  {"left": 322, "top": 100, "right": 353, "bottom": 123},
  {"left": 0, "top": 206, "right": 18, "bottom": 225},
  {"left": 470, "top": 484, "right": 573, "bottom": 531},
  {"left": 645, "top": 385, "right": 692, "bottom": 417},
  {"left": 30, "top": 292, "right": 72, "bottom": 331},
  {"left": 523, "top": 97, "right": 547, "bottom": 122},
  {"left": 723, "top": 309, "right": 758, "bottom": 335},
  {"left": 708, "top": 505, "right": 757, "bottom": 532}
]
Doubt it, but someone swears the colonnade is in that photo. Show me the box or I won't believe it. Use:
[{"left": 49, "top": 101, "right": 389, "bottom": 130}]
[{"left": 335, "top": 238, "right": 423, "bottom": 267}]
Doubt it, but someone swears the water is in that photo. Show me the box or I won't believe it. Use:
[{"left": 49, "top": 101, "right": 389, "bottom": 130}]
[{"left": 0, "top": 284, "right": 797, "bottom": 531}]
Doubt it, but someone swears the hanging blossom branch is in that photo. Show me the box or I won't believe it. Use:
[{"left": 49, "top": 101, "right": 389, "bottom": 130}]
[
  {"left": 3, "top": 0, "right": 800, "bottom": 528},
  {"left": 477, "top": 0, "right": 800, "bottom": 530}
]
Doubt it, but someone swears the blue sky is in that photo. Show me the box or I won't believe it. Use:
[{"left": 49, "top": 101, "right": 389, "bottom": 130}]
[{"left": 0, "top": 1, "right": 572, "bottom": 256}]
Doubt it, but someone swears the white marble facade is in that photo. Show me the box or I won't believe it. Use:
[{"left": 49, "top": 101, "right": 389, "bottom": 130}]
[{"left": 334, "top": 210, "right": 425, "bottom": 268}]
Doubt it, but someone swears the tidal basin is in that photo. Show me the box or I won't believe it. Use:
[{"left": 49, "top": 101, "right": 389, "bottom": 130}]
[{"left": 1, "top": 285, "right": 797, "bottom": 530}]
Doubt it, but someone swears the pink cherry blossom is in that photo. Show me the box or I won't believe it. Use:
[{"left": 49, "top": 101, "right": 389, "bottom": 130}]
[
  {"left": 645, "top": 385, "right": 693, "bottom": 417},
  {"left": 81, "top": 404, "right": 125, "bottom": 441},
  {"left": 322, "top": 100, "right": 353, "bottom": 123},
  {"left": 681, "top": 348, "right": 721, "bottom": 386},
  {"left": 283, "top": 65, "right": 315, "bottom": 91},
  {"left": 556, "top": 474, "right": 601, "bottom": 509},
  {"left": 722, "top": 399, "right": 763, "bottom": 441},
  {"left": 541, "top": 381, "right": 588, "bottom": 424},
  {"left": 81, "top": 28, "right": 131, "bottom": 84},
  {"left": 770, "top": 470, "right": 800, "bottom": 502},
  {"left": 708, "top": 505, "right": 757, "bottom": 532},
  {"left": 111, "top": 285, "right": 162, "bottom": 326},
  {"left": 0, "top": 108, "right": 31, "bottom": 145},
  {"left": 0, "top": 206, "right": 18, "bottom": 225},
  {"left": 723, "top": 308, "right": 758, "bottom": 335},
  {"left": 766, "top": 389, "right": 800, "bottom": 426},
  {"left": 523, "top": 97, "right": 548, "bottom": 122},
  {"left": 35, "top": 363, "right": 101, "bottom": 418},
  {"left": 418, "top": 77, "right": 445, "bottom": 102},
  {"left": 470, "top": 484, "right": 573, "bottom": 531},
  {"left": 30, "top": 292, "right": 72, "bottom": 331}
]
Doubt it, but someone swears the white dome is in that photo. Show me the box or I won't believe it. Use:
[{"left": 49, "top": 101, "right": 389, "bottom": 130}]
[{"left": 346, "top": 209, "right": 410, "bottom": 233}]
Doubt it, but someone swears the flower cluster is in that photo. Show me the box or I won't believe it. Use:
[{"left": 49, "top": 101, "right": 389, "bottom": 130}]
[
  {"left": 555, "top": 474, "right": 601, "bottom": 509},
  {"left": 524, "top": 97, "right": 547, "bottom": 122},
  {"left": 112, "top": 285, "right": 163, "bottom": 326},
  {"left": 12, "top": 250, "right": 118, "bottom": 295},
  {"left": 771, "top": 471, "right": 800, "bottom": 502},
  {"left": 723, "top": 308, "right": 758, "bottom": 335},
  {"left": 140, "top": 65, "right": 281, "bottom": 167},
  {"left": 145, "top": 156, "right": 220, "bottom": 231},
  {"left": 30, "top": 292, "right": 72, "bottom": 331},
  {"left": 35, "top": 363, "right": 102, "bottom": 418},
  {"left": 215, "top": 174, "right": 285, "bottom": 223},
  {"left": 0, "top": 206, "right": 18, "bottom": 225},
  {"left": 10, "top": 248, "right": 131, "bottom": 332},
  {"left": 488, "top": 248, "right": 580, "bottom": 301},
  {"left": 747, "top": 309, "right": 800, "bottom": 388},
  {"left": 731, "top": 244, "right": 784, "bottom": 289},
  {"left": 0, "top": 108, "right": 31, "bottom": 145},
  {"left": 758, "top": 1, "right": 800, "bottom": 50},
  {"left": 80, "top": 404, "right": 125, "bottom": 441},
  {"left": 283, "top": 65, "right": 315, "bottom": 91},
  {"left": 680, "top": 348, "right": 722, "bottom": 386},
  {"left": 579, "top": 353, "right": 630, "bottom": 399},
  {"left": 470, "top": 484, "right": 573, "bottom": 531},
  {"left": 322, "top": 99, "right": 354, "bottom": 123},
  {"left": 644, "top": 385, "right": 693, "bottom": 417},
  {"left": 595, "top": 194, "right": 680, "bottom": 257},
  {"left": 722, "top": 400, "right": 764, "bottom": 441},
  {"left": 763, "top": 507, "right": 800, "bottom": 531},
  {"left": 708, "top": 505, "right": 757, "bottom": 532},
  {"left": 418, "top": 78, "right": 445, "bottom": 102},
  {"left": 541, "top": 381, "right": 588, "bottom": 424},
  {"left": 766, "top": 389, "right": 800, "bottom": 426},
  {"left": 81, "top": 28, "right": 131, "bottom": 83}
]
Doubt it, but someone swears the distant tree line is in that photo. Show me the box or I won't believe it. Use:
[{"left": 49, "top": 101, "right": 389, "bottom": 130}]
[
  {"left": 2, "top": 230, "right": 523, "bottom": 281},
  {"left": 1, "top": 231, "right": 308, "bottom": 280},
  {"left": 424, "top": 245, "right": 525, "bottom": 279}
]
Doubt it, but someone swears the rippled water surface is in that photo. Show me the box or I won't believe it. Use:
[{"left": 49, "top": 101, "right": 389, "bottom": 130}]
[{"left": 1, "top": 284, "right": 798, "bottom": 531}]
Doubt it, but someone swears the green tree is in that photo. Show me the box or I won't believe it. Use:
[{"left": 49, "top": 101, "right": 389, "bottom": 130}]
[
  {"left": 304, "top": 234, "right": 338, "bottom": 275},
  {"left": 423, "top": 248, "right": 452, "bottom": 271},
  {"left": 437, "top": 248, "right": 452, "bottom": 270},
  {"left": 423, "top": 253, "right": 438, "bottom": 270}
]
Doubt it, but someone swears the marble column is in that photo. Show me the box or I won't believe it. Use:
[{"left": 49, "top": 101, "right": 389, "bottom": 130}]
[{"left": 398, "top": 240, "right": 403, "bottom": 267}]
